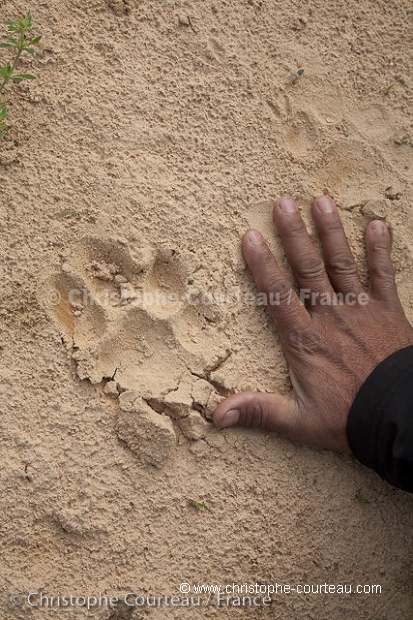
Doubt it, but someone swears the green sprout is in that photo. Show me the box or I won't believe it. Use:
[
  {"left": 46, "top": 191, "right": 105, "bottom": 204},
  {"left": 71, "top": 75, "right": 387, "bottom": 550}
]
[
  {"left": 0, "top": 11, "right": 42, "bottom": 138},
  {"left": 290, "top": 68, "right": 304, "bottom": 82},
  {"left": 354, "top": 489, "right": 370, "bottom": 504},
  {"left": 0, "top": 103, "right": 6, "bottom": 139},
  {"left": 384, "top": 84, "right": 394, "bottom": 95},
  {"left": 394, "top": 134, "right": 409, "bottom": 145},
  {"left": 190, "top": 500, "right": 210, "bottom": 511}
]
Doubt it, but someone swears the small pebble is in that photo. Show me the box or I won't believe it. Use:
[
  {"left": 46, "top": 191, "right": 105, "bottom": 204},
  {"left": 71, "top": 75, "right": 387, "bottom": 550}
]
[{"left": 104, "top": 381, "right": 119, "bottom": 398}]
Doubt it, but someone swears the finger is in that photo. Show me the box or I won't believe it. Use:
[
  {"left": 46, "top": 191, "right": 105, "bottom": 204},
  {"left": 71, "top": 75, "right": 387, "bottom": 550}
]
[
  {"left": 273, "top": 196, "right": 335, "bottom": 297},
  {"left": 366, "top": 220, "right": 399, "bottom": 306},
  {"left": 242, "top": 229, "right": 311, "bottom": 333},
  {"left": 312, "top": 196, "right": 364, "bottom": 295},
  {"left": 213, "top": 391, "right": 353, "bottom": 453},
  {"left": 213, "top": 391, "right": 298, "bottom": 438}
]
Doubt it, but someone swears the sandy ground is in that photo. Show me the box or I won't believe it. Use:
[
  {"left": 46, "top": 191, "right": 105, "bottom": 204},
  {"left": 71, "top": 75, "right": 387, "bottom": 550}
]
[{"left": 0, "top": 0, "right": 412, "bottom": 618}]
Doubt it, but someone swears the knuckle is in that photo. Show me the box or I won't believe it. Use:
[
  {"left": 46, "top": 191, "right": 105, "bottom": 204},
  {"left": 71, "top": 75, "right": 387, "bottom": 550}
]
[
  {"left": 324, "top": 218, "right": 343, "bottom": 232},
  {"left": 288, "top": 218, "right": 307, "bottom": 235},
  {"left": 265, "top": 275, "right": 291, "bottom": 301},
  {"left": 277, "top": 216, "right": 306, "bottom": 237},
  {"left": 244, "top": 398, "right": 265, "bottom": 428},
  {"left": 284, "top": 325, "right": 325, "bottom": 355},
  {"left": 295, "top": 254, "right": 325, "bottom": 281},
  {"left": 371, "top": 240, "right": 391, "bottom": 253},
  {"left": 326, "top": 253, "right": 358, "bottom": 276},
  {"left": 259, "top": 248, "right": 276, "bottom": 269}
]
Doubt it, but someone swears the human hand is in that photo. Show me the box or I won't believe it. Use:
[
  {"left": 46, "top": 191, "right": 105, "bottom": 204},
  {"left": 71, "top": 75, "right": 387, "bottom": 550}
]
[{"left": 213, "top": 196, "right": 413, "bottom": 453}]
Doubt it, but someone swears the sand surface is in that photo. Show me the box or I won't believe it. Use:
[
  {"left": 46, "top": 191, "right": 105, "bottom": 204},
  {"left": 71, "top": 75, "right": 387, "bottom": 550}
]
[{"left": 1, "top": 0, "right": 412, "bottom": 618}]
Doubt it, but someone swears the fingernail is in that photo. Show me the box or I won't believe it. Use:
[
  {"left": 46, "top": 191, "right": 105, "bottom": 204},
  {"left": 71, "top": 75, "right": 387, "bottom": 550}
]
[
  {"left": 247, "top": 230, "right": 263, "bottom": 244},
  {"left": 315, "top": 196, "right": 334, "bottom": 213},
  {"left": 278, "top": 197, "right": 297, "bottom": 213},
  {"left": 220, "top": 409, "right": 240, "bottom": 428},
  {"left": 370, "top": 219, "right": 387, "bottom": 234}
]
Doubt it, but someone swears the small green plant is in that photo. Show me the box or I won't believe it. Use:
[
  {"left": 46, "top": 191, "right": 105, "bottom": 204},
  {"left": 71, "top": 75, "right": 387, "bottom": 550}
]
[
  {"left": 290, "top": 68, "right": 304, "bottom": 82},
  {"left": 394, "top": 134, "right": 409, "bottom": 145},
  {"left": 355, "top": 489, "right": 370, "bottom": 504},
  {"left": 384, "top": 83, "right": 394, "bottom": 95},
  {"left": 0, "top": 11, "right": 41, "bottom": 138},
  {"left": 190, "top": 499, "right": 210, "bottom": 511},
  {"left": 0, "top": 103, "right": 6, "bottom": 139}
]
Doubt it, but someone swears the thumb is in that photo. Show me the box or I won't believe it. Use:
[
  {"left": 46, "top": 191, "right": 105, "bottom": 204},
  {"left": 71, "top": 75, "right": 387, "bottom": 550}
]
[{"left": 213, "top": 391, "right": 298, "bottom": 437}]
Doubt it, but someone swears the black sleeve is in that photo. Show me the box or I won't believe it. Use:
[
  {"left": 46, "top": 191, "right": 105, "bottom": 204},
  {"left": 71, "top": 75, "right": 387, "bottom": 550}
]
[{"left": 346, "top": 345, "right": 413, "bottom": 493}]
